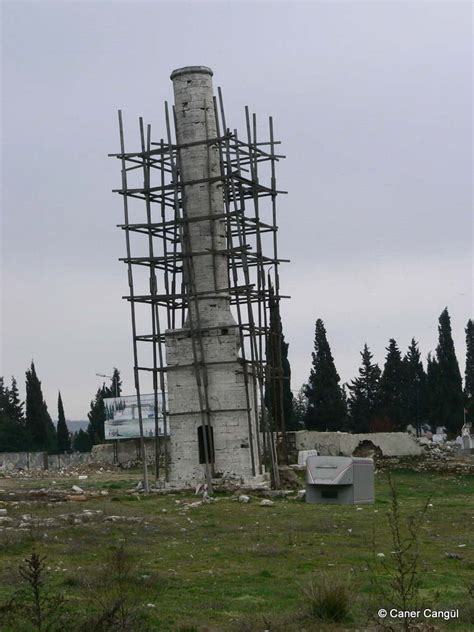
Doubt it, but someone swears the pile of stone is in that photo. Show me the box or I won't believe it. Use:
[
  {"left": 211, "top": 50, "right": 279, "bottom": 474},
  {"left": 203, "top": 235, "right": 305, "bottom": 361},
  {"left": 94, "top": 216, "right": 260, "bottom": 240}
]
[{"left": 417, "top": 438, "right": 460, "bottom": 459}]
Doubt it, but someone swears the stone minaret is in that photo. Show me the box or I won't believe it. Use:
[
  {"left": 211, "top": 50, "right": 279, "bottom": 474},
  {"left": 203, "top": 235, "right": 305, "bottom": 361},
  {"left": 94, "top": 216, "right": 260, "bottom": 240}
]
[{"left": 165, "top": 66, "right": 259, "bottom": 487}]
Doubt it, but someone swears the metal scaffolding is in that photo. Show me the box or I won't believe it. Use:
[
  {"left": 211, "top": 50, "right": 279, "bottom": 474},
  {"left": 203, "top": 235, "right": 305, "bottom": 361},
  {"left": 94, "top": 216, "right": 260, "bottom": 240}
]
[{"left": 110, "top": 88, "right": 287, "bottom": 489}]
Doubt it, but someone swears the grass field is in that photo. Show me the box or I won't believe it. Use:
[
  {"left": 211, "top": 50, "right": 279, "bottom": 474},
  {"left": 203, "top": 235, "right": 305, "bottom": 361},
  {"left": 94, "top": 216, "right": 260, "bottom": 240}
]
[{"left": 0, "top": 468, "right": 472, "bottom": 631}]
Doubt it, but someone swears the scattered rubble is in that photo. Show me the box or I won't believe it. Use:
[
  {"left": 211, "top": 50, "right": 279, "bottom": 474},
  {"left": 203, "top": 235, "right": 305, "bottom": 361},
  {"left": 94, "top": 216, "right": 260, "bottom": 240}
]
[
  {"left": 261, "top": 489, "right": 293, "bottom": 498},
  {"left": 0, "top": 462, "right": 118, "bottom": 479},
  {"left": 103, "top": 515, "right": 143, "bottom": 523}
]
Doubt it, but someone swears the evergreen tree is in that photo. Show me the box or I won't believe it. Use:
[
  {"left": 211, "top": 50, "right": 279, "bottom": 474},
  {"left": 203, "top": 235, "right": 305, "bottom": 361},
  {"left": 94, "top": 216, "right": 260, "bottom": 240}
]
[
  {"left": 110, "top": 368, "right": 122, "bottom": 399},
  {"left": 464, "top": 319, "right": 474, "bottom": 423},
  {"left": 0, "top": 376, "right": 29, "bottom": 451},
  {"left": 5, "top": 377, "right": 24, "bottom": 424},
  {"left": 25, "top": 361, "right": 57, "bottom": 452},
  {"left": 264, "top": 289, "right": 296, "bottom": 434},
  {"left": 347, "top": 344, "right": 381, "bottom": 433},
  {"left": 72, "top": 429, "right": 92, "bottom": 453},
  {"left": 432, "top": 308, "right": 464, "bottom": 435},
  {"left": 292, "top": 385, "right": 308, "bottom": 429},
  {"left": 0, "top": 411, "right": 30, "bottom": 451},
  {"left": 304, "top": 319, "right": 346, "bottom": 430},
  {"left": 377, "top": 339, "right": 405, "bottom": 431},
  {"left": 426, "top": 353, "right": 439, "bottom": 432},
  {"left": 56, "top": 392, "right": 71, "bottom": 453},
  {"left": 87, "top": 385, "right": 107, "bottom": 444},
  {"left": 402, "top": 339, "right": 427, "bottom": 435},
  {"left": 0, "top": 378, "right": 8, "bottom": 415}
]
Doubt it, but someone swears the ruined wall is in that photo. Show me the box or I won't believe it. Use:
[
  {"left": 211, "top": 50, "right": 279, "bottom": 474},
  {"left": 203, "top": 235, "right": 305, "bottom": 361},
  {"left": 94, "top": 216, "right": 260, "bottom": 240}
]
[
  {"left": 0, "top": 451, "right": 91, "bottom": 471},
  {"left": 92, "top": 438, "right": 169, "bottom": 466},
  {"left": 290, "top": 431, "right": 424, "bottom": 457}
]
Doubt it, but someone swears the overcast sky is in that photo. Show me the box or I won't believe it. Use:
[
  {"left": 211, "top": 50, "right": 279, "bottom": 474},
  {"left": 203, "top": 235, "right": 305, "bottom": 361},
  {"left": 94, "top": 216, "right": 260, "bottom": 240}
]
[{"left": 1, "top": 1, "right": 472, "bottom": 421}]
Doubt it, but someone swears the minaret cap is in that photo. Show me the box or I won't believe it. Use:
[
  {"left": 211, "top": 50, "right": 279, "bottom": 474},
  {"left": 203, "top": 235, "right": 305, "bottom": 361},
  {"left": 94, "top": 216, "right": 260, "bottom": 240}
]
[{"left": 170, "top": 66, "right": 213, "bottom": 80}]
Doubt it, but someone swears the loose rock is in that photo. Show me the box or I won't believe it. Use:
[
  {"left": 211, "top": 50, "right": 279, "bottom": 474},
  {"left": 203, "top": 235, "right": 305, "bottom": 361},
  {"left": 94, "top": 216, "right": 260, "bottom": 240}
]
[{"left": 66, "top": 495, "right": 87, "bottom": 502}]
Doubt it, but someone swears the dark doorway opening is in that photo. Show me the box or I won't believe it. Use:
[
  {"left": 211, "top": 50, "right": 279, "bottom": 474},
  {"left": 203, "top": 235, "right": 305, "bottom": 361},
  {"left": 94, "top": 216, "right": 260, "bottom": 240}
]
[{"left": 198, "top": 425, "right": 215, "bottom": 464}]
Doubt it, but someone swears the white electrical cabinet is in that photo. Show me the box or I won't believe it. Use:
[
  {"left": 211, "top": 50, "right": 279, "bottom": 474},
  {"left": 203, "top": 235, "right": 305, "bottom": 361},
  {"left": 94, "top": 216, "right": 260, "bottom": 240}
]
[{"left": 306, "top": 455, "right": 374, "bottom": 504}]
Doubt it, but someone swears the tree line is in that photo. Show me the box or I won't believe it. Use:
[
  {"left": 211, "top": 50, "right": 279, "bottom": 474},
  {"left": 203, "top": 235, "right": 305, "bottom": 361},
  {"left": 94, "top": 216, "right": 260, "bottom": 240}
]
[
  {"left": 0, "top": 364, "right": 122, "bottom": 454},
  {"left": 1, "top": 308, "right": 472, "bottom": 453},
  {"left": 283, "top": 308, "right": 473, "bottom": 436}
]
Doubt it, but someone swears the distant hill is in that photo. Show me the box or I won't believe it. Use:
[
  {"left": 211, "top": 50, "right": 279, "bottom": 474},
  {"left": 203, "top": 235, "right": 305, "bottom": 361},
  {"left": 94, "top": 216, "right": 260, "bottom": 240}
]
[{"left": 64, "top": 420, "right": 89, "bottom": 432}]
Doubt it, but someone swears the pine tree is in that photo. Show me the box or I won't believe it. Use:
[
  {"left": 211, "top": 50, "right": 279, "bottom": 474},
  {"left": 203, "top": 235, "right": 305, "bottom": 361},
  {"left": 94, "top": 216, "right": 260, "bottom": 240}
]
[
  {"left": 347, "top": 344, "right": 381, "bottom": 433},
  {"left": 264, "top": 289, "right": 295, "bottom": 435},
  {"left": 304, "top": 319, "right": 346, "bottom": 430},
  {"left": 72, "top": 429, "right": 92, "bottom": 453},
  {"left": 25, "top": 361, "right": 57, "bottom": 452},
  {"left": 0, "top": 411, "right": 30, "bottom": 451},
  {"left": 432, "top": 308, "right": 464, "bottom": 435},
  {"left": 56, "top": 392, "right": 71, "bottom": 453},
  {"left": 0, "top": 376, "right": 29, "bottom": 451},
  {"left": 5, "top": 377, "right": 25, "bottom": 424},
  {"left": 464, "top": 319, "right": 474, "bottom": 423},
  {"left": 0, "top": 378, "right": 8, "bottom": 415},
  {"left": 377, "top": 339, "right": 405, "bottom": 431},
  {"left": 402, "top": 339, "right": 427, "bottom": 435}
]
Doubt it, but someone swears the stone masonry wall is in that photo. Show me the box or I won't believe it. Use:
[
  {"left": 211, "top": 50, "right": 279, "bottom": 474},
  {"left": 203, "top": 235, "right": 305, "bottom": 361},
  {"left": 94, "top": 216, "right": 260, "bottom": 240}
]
[
  {"left": 290, "top": 431, "right": 423, "bottom": 457},
  {"left": 0, "top": 451, "right": 92, "bottom": 471}
]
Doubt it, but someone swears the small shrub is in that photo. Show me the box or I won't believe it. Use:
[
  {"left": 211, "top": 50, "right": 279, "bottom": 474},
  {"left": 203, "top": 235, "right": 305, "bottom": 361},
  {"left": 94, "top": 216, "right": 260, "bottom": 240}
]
[
  {"left": 369, "top": 469, "right": 430, "bottom": 631},
  {"left": 77, "top": 542, "right": 152, "bottom": 632},
  {"left": 303, "top": 573, "right": 353, "bottom": 623},
  {"left": 0, "top": 551, "right": 66, "bottom": 632}
]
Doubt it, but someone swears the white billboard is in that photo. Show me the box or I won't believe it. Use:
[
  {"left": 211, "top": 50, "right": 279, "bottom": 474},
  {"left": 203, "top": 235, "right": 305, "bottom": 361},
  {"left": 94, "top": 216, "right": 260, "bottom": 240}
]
[{"left": 104, "top": 393, "right": 168, "bottom": 441}]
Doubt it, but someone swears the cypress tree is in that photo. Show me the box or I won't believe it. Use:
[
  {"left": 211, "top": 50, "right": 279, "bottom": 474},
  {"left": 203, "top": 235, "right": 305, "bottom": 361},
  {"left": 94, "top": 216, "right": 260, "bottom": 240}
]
[
  {"left": 377, "top": 339, "right": 405, "bottom": 431},
  {"left": 433, "top": 308, "right": 464, "bottom": 435},
  {"left": 292, "top": 385, "right": 308, "bottom": 429},
  {"left": 264, "top": 289, "right": 296, "bottom": 435},
  {"left": 465, "top": 319, "right": 474, "bottom": 423},
  {"left": 304, "top": 319, "right": 346, "bottom": 430},
  {"left": 25, "top": 361, "right": 57, "bottom": 452},
  {"left": 87, "top": 385, "right": 107, "bottom": 444},
  {"left": 402, "top": 339, "right": 427, "bottom": 435},
  {"left": 110, "top": 368, "right": 122, "bottom": 399},
  {"left": 426, "top": 353, "right": 439, "bottom": 432},
  {"left": 57, "top": 392, "right": 71, "bottom": 453},
  {"left": 347, "top": 344, "right": 381, "bottom": 433}
]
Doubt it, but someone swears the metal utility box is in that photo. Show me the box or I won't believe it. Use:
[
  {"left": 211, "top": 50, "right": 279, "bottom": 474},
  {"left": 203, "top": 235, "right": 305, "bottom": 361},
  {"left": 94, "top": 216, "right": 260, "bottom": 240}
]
[{"left": 306, "top": 456, "right": 374, "bottom": 504}]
